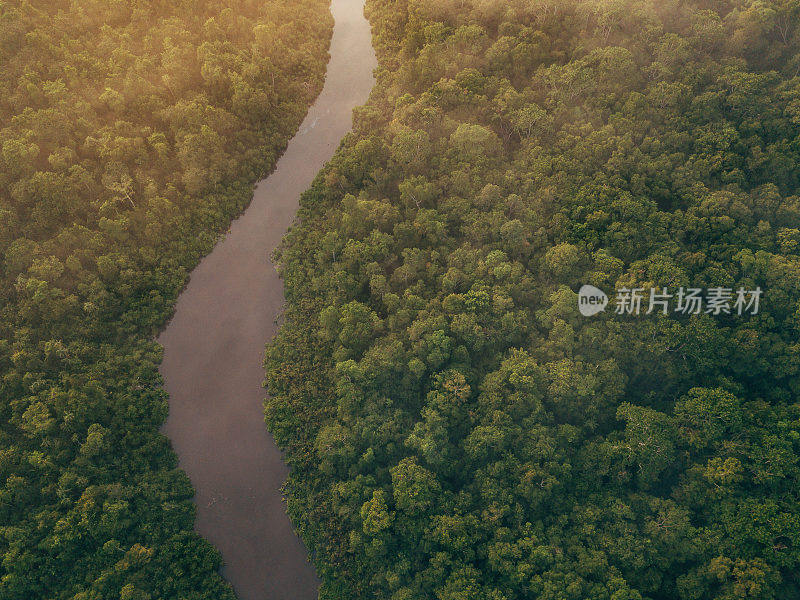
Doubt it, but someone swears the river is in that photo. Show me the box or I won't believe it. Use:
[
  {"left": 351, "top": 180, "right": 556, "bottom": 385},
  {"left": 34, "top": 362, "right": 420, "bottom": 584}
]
[{"left": 157, "top": 1, "right": 376, "bottom": 598}]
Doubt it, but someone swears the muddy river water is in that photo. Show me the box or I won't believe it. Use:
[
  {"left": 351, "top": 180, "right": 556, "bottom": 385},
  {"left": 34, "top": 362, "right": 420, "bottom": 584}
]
[{"left": 158, "top": 1, "right": 376, "bottom": 597}]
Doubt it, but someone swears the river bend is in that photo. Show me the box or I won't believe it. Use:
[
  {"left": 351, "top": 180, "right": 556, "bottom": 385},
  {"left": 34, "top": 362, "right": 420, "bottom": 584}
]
[{"left": 158, "top": 1, "right": 376, "bottom": 598}]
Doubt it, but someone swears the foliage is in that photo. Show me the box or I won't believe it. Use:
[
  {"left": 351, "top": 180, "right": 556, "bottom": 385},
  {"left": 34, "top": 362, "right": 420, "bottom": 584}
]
[
  {"left": 267, "top": 1, "right": 800, "bottom": 599},
  {"left": 0, "top": 0, "right": 332, "bottom": 598}
]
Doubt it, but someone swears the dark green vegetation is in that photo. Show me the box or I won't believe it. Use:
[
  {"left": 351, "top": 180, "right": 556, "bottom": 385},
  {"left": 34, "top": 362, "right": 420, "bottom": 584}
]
[
  {"left": 266, "top": 1, "right": 800, "bottom": 598},
  {"left": 0, "top": 1, "right": 331, "bottom": 598}
]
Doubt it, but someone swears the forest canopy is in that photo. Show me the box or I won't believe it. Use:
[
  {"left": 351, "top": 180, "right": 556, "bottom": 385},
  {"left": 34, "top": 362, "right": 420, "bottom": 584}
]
[
  {"left": 0, "top": 0, "right": 332, "bottom": 598},
  {"left": 266, "top": 1, "right": 800, "bottom": 599}
]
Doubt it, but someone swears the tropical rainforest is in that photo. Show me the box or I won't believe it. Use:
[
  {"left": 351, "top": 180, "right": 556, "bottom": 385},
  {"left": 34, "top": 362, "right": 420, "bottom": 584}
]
[
  {"left": 266, "top": 1, "right": 800, "bottom": 599},
  {"left": 0, "top": 0, "right": 332, "bottom": 598}
]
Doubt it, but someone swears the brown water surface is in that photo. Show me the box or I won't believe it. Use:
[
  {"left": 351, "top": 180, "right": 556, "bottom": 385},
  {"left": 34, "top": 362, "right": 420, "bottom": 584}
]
[{"left": 158, "top": 1, "right": 376, "bottom": 598}]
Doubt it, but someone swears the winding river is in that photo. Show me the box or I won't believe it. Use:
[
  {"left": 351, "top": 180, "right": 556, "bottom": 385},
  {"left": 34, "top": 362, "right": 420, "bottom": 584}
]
[{"left": 158, "top": 1, "right": 376, "bottom": 598}]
